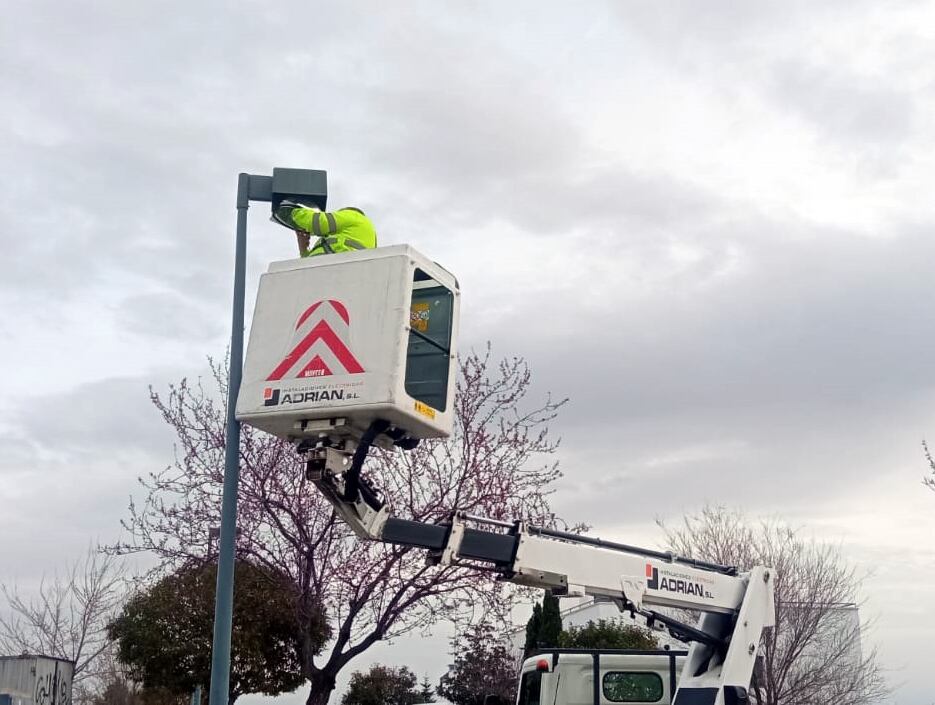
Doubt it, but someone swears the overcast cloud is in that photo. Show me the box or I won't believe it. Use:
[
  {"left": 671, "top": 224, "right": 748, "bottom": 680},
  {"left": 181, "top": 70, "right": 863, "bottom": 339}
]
[{"left": 2, "top": 2, "right": 934, "bottom": 703}]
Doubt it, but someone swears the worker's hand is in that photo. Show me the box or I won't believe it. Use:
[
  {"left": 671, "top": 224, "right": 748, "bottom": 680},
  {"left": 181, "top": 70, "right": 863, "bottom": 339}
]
[{"left": 295, "top": 230, "right": 311, "bottom": 255}]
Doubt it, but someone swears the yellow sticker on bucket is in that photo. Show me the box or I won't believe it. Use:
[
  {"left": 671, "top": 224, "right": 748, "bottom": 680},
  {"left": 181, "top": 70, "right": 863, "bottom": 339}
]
[
  {"left": 414, "top": 401, "right": 436, "bottom": 419},
  {"left": 411, "top": 302, "right": 431, "bottom": 332}
]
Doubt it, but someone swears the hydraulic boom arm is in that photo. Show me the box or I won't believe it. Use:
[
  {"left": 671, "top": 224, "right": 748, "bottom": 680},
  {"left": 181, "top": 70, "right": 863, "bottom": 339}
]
[{"left": 304, "top": 436, "right": 774, "bottom": 705}]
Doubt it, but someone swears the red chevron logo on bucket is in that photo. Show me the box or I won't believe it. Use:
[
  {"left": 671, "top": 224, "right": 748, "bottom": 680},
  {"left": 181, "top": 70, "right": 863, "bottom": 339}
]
[{"left": 267, "top": 300, "right": 365, "bottom": 380}]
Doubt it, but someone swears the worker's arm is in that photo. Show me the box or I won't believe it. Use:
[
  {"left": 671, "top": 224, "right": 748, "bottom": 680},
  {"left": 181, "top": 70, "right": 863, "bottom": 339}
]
[
  {"left": 291, "top": 208, "right": 341, "bottom": 237},
  {"left": 294, "top": 231, "right": 311, "bottom": 255},
  {"left": 292, "top": 208, "right": 350, "bottom": 256}
]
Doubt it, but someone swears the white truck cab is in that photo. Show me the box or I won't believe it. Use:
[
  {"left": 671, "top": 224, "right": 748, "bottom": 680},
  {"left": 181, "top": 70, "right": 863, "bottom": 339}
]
[{"left": 518, "top": 649, "right": 687, "bottom": 705}]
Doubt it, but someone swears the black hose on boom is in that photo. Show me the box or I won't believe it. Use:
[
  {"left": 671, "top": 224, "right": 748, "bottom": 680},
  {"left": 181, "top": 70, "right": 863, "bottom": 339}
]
[{"left": 342, "top": 419, "right": 390, "bottom": 504}]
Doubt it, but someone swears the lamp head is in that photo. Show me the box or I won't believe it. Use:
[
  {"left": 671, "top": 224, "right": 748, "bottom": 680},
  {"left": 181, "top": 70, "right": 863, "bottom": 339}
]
[
  {"left": 270, "top": 167, "right": 328, "bottom": 229},
  {"left": 271, "top": 197, "right": 321, "bottom": 230}
]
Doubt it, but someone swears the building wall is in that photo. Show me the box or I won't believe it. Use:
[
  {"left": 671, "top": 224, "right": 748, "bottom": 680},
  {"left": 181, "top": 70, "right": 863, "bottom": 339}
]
[{"left": 0, "top": 656, "right": 74, "bottom": 705}]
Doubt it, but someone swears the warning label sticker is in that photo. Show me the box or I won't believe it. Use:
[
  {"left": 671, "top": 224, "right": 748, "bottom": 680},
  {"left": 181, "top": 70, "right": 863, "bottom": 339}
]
[{"left": 414, "top": 400, "right": 436, "bottom": 419}]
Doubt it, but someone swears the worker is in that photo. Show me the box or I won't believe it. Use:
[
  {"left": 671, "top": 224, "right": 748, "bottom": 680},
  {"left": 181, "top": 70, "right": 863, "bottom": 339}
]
[{"left": 272, "top": 201, "right": 377, "bottom": 257}]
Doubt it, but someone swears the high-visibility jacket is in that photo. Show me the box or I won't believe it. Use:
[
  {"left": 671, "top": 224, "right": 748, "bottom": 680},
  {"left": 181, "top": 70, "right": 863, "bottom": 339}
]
[{"left": 291, "top": 207, "right": 378, "bottom": 256}]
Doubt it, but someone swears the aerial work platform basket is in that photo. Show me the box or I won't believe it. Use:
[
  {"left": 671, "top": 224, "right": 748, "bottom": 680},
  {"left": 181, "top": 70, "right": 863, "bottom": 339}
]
[{"left": 235, "top": 245, "right": 460, "bottom": 445}]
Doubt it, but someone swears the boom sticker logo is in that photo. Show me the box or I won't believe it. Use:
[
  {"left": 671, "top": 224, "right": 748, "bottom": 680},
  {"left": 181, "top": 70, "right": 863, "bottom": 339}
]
[
  {"left": 646, "top": 563, "right": 659, "bottom": 590},
  {"left": 267, "top": 300, "right": 365, "bottom": 380},
  {"left": 263, "top": 387, "right": 281, "bottom": 406},
  {"left": 646, "top": 563, "right": 711, "bottom": 599}
]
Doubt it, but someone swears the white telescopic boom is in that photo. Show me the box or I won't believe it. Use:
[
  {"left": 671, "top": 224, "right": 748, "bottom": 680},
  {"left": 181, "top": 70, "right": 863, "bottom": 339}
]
[{"left": 306, "top": 446, "right": 774, "bottom": 705}]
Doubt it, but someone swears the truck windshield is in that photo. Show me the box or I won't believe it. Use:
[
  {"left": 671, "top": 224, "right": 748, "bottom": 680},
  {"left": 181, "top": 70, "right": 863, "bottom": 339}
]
[{"left": 518, "top": 671, "right": 542, "bottom": 705}]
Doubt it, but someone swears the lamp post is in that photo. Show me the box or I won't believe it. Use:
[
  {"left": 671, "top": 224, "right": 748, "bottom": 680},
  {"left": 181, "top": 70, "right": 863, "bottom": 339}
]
[{"left": 209, "top": 168, "right": 328, "bottom": 705}]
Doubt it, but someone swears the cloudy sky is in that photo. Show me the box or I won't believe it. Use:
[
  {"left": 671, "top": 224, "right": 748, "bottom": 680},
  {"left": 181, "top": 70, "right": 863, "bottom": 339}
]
[{"left": 2, "top": 1, "right": 934, "bottom": 703}]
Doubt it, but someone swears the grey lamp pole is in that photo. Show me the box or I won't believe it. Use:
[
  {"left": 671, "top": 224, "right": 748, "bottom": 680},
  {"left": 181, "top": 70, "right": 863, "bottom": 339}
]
[{"left": 209, "top": 169, "right": 328, "bottom": 705}]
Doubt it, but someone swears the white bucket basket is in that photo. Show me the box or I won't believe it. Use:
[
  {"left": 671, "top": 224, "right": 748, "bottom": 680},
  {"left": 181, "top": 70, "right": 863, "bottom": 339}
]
[{"left": 236, "top": 245, "right": 459, "bottom": 444}]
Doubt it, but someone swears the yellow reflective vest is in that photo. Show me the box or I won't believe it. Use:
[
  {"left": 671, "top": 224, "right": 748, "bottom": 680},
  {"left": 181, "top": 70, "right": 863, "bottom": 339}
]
[{"left": 291, "top": 207, "right": 378, "bottom": 256}]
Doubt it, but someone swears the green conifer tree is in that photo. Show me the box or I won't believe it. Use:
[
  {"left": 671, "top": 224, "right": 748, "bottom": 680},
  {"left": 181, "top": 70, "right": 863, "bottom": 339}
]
[
  {"left": 417, "top": 675, "right": 436, "bottom": 703},
  {"left": 522, "top": 602, "right": 543, "bottom": 656},
  {"left": 538, "top": 592, "right": 563, "bottom": 647},
  {"left": 523, "top": 591, "right": 562, "bottom": 655}
]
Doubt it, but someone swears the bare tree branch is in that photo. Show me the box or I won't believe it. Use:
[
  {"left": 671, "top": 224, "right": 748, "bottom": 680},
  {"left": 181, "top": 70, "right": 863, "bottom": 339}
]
[
  {"left": 110, "top": 347, "right": 568, "bottom": 705},
  {"left": 0, "top": 547, "right": 125, "bottom": 705},
  {"left": 923, "top": 440, "right": 935, "bottom": 493},
  {"left": 658, "top": 505, "right": 889, "bottom": 705}
]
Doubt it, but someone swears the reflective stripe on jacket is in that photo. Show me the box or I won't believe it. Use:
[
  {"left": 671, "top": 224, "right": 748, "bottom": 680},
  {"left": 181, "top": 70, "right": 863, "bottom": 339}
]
[{"left": 291, "top": 207, "right": 377, "bottom": 256}]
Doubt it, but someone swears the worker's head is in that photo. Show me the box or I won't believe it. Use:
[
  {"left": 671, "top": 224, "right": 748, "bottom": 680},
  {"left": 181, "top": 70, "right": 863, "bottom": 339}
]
[{"left": 271, "top": 200, "right": 319, "bottom": 230}]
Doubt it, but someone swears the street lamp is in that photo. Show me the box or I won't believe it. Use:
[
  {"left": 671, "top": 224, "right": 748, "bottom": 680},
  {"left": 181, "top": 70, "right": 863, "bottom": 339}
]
[{"left": 209, "top": 168, "right": 328, "bottom": 705}]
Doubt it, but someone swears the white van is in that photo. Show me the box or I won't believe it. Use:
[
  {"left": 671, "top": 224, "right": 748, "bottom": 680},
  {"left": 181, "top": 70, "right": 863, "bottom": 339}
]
[{"left": 516, "top": 649, "right": 687, "bottom": 705}]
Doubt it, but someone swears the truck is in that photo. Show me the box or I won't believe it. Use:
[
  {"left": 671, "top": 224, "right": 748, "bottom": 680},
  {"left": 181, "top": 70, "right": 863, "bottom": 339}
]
[
  {"left": 235, "top": 245, "right": 776, "bottom": 705},
  {"left": 518, "top": 649, "right": 687, "bottom": 705},
  {"left": 306, "top": 501, "right": 774, "bottom": 705}
]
